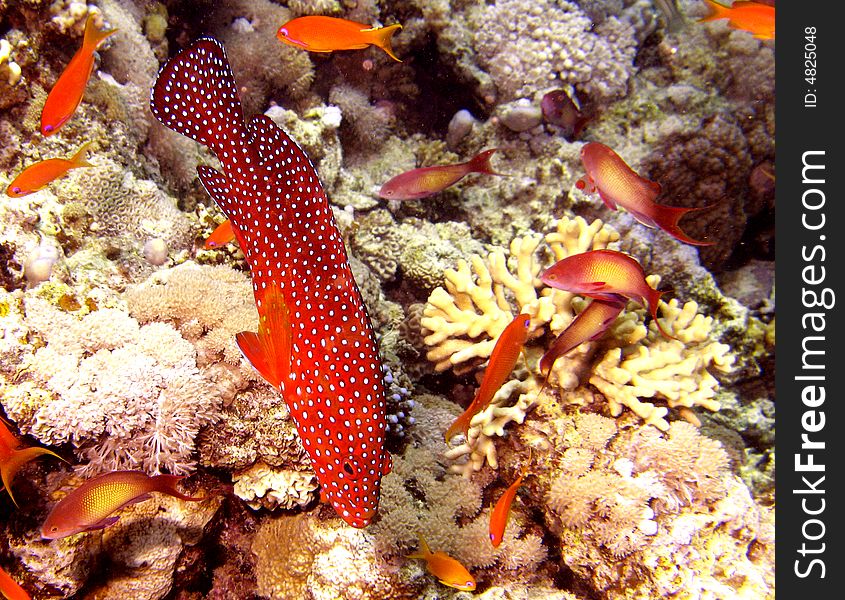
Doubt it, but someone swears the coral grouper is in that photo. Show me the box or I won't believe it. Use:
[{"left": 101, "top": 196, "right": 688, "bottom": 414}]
[{"left": 150, "top": 38, "right": 389, "bottom": 527}]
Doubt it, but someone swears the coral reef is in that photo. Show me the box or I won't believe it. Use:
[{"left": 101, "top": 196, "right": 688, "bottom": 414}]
[
  {"left": 524, "top": 410, "right": 773, "bottom": 597},
  {"left": 423, "top": 216, "right": 735, "bottom": 474},
  {"left": 0, "top": 0, "right": 775, "bottom": 597},
  {"left": 2, "top": 291, "right": 223, "bottom": 476}
]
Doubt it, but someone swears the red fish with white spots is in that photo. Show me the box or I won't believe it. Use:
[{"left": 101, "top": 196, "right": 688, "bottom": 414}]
[
  {"left": 378, "top": 148, "right": 501, "bottom": 200},
  {"left": 150, "top": 38, "right": 389, "bottom": 528},
  {"left": 576, "top": 142, "right": 714, "bottom": 246},
  {"left": 540, "top": 249, "right": 674, "bottom": 339}
]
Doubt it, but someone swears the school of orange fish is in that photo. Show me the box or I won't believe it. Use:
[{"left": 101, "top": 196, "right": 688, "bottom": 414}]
[{"left": 1, "top": 2, "right": 775, "bottom": 596}]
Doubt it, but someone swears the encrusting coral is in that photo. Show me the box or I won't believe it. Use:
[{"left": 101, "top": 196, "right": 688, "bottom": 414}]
[
  {"left": 514, "top": 409, "right": 773, "bottom": 597},
  {"left": 422, "top": 216, "right": 735, "bottom": 474}
]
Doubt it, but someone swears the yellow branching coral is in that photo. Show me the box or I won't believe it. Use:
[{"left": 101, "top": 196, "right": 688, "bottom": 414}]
[
  {"left": 421, "top": 216, "right": 620, "bottom": 374},
  {"left": 422, "top": 216, "right": 736, "bottom": 472},
  {"left": 590, "top": 292, "right": 735, "bottom": 431}
]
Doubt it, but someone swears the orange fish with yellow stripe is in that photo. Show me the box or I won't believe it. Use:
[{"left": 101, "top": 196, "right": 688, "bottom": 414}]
[
  {"left": 444, "top": 313, "right": 531, "bottom": 443},
  {"left": 41, "top": 470, "right": 203, "bottom": 539},
  {"left": 408, "top": 533, "right": 476, "bottom": 591},
  {"left": 0, "top": 419, "right": 63, "bottom": 507},
  {"left": 699, "top": 0, "right": 775, "bottom": 40}
]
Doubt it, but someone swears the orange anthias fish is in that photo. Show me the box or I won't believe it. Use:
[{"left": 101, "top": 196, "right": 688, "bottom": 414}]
[
  {"left": 203, "top": 218, "right": 236, "bottom": 249},
  {"left": 0, "top": 565, "right": 30, "bottom": 600},
  {"left": 538, "top": 296, "right": 627, "bottom": 375},
  {"left": 277, "top": 16, "right": 402, "bottom": 62},
  {"left": 699, "top": 0, "right": 775, "bottom": 40},
  {"left": 408, "top": 533, "right": 476, "bottom": 591},
  {"left": 489, "top": 457, "right": 531, "bottom": 548},
  {"left": 151, "top": 38, "right": 391, "bottom": 528},
  {"left": 40, "top": 14, "right": 117, "bottom": 136},
  {"left": 379, "top": 148, "right": 501, "bottom": 201},
  {"left": 540, "top": 249, "right": 674, "bottom": 339},
  {"left": 444, "top": 313, "right": 531, "bottom": 444},
  {"left": 40, "top": 470, "right": 203, "bottom": 539},
  {"left": 576, "top": 142, "right": 714, "bottom": 246},
  {"left": 5, "top": 142, "right": 93, "bottom": 197},
  {"left": 0, "top": 419, "right": 63, "bottom": 507}
]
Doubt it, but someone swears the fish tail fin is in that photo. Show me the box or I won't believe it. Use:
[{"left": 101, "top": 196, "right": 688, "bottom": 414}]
[
  {"left": 651, "top": 204, "right": 715, "bottom": 246},
  {"left": 647, "top": 287, "right": 677, "bottom": 340},
  {"left": 444, "top": 411, "right": 471, "bottom": 445},
  {"left": 236, "top": 281, "right": 292, "bottom": 391},
  {"left": 1, "top": 446, "right": 64, "bottom": 507},
  {"left": 699, "top": 0, "right": 729, "bottom": 22},
  {"left": 367, "top": 24, "right": 403, "bottom": 62},
  {"left": 70, "top": 141, "right": 95, "bottom": 168},
  {"left": 468, "top": 148, "right": 504, "bottom": 176},
  {"left": 83, "top": 13, "right": 118, "bottom": 49},
  {"left": 407, "top": 532, "right": 431, "bottom": 559},
  {"left": 150, "top": 37, "right": 249, "bottom": 160},
  {"left": 152, "top": 474, "right": 205, "bottom": 502}
]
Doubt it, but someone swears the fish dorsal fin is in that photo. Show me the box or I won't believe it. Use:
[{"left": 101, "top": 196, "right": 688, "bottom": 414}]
[
  {"left": 197, "top": 166, "right": 251, "bottom": 250},
  {"left": 236, "top": 281, "right": 292, "bottom": 391},
  {"left": 197, "top": 165, "right": 232, "bottom": 210},
  {"left": 247, "top": 115, "right": 296, "bottom": 166},
  {"left": 247, "top": 115, "right": 315, "bottom": 176}
]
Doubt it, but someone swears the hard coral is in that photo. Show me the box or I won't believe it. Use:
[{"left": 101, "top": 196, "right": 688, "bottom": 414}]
[
  {"left": 468, "top": 0, "right": 638, "bottom": 103},
  {"left": 422, "top": 216, "right": 735, "bottom": 473},
  {"left": 533, "top": 412, "right": 772, "bottom": 597}
]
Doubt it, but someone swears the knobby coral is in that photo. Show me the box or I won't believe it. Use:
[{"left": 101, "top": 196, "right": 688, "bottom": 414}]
[{"left": 421, "top": 216, "right": 735, "bottom": 474}]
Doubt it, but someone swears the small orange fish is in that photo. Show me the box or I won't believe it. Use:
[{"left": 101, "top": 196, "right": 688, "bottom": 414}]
[
  {"left": 489, "top": 457, "right": 531, "bottom": 548},
  {"left": 699, "top": 0, "right": 774, "bottom": 40},
  {"left": 41, "top": 470, "right": 203, "bottom": 539},
  {"left": 0, "top": 565, "right": 30, "bottom": 600},
  {"left": 0, "top": 419, "right": 63, "bottom": 507},
  {"left": 379, "top": 148, "right": 501, "bottom": 201},
  {"left": 541, "top": 249, "right": 674, "bottom": 339},
  {"left": 539, "top": 296, "right": 626, "bottom": 375},
  {"left": 5, "top": 142, "right": 94, "bottom": 197},
  {"left": 408, "top": 533, "right": 476, "bottom": 591},
  {"left": 203, "top": 218, "right": 237, "bottom": 249},
  {"left": 444, "top": 313, "right": 531, "bottom": 443},
  {"left": 41, "top": 14, "right": 117, "bottom": 136},
  {"left": 576, "top": 142, "right": 713, "bottom": 246},
  {"left": 277, "top": 16, "right": 402, "bottom": 62}
]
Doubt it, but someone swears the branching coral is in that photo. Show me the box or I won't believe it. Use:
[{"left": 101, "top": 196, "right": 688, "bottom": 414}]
[{"left": 422, "top": 216, "right": 735, "bottom": 473}]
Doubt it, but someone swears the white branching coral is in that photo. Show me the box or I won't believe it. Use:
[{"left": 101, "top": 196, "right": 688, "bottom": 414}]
[
  {"left": 1, "top": 293, "right": 223, "bottom": 476},
  {"left": 590, "top": 295, "right": 735, "bottom": 430},
  {"left": 422, "top": 216, "right": 735, "bottom": 473}
]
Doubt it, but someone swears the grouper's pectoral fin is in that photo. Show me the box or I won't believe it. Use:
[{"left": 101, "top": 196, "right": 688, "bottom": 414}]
[{"left": 236, "top": 281, "right": 292, "bottom": 392}]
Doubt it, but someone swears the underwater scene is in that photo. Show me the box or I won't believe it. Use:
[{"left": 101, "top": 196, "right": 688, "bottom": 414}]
[{"left": 0, "top": 0, "right": 775, "bottom": 598}]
